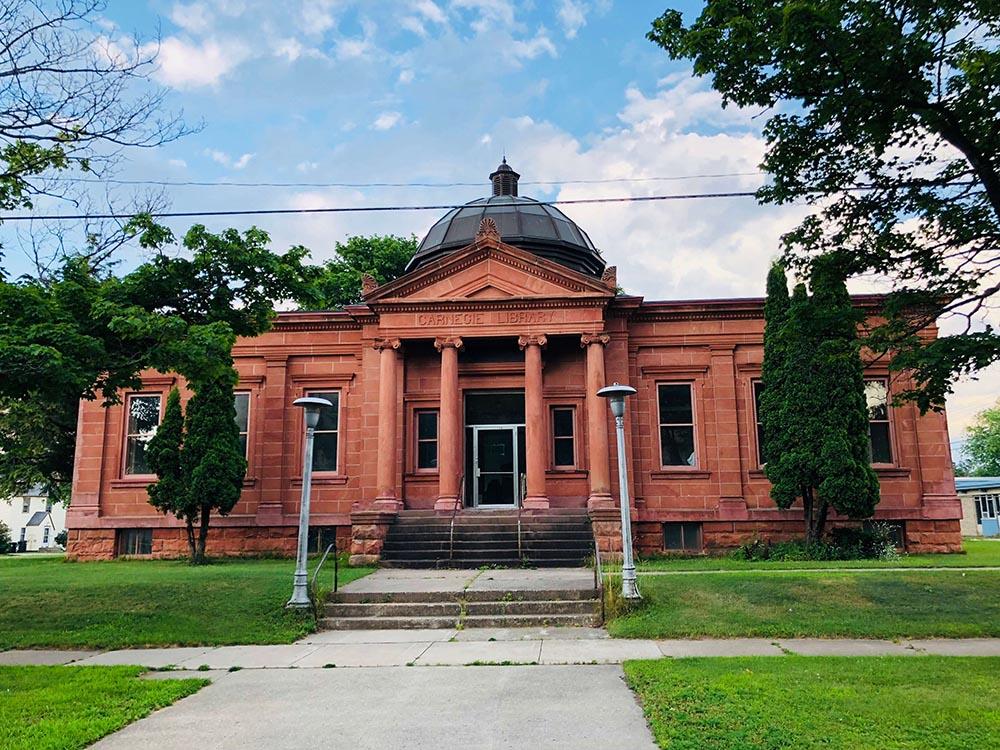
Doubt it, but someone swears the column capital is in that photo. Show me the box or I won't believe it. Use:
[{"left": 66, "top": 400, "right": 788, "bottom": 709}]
[
  {"left": 580, "top": 332, "right": 611, "bottom": 348},
  {"left": 433, "top": 336, "right": 464, "bottom": 352},
  {"left": 517, "top": 334, "right": 548, "bottom": 350},
  {"left": 372, "top": 337, "right": 402, "bottom": 352}
]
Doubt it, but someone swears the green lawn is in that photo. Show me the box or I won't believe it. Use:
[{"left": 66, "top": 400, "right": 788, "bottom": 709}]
[
  {"left": 624, "top": 656, "right": 1000, "bottom": 750},
  {"left": 608, "top": 569, "right": 1000, "bottom": 639},
  {"left": 0, "top": 665, "right": 206, "bottom": 750},
  {"left": 631, "top": 538, "right": 1000, "bottom": 572},
  {"left": 0, "top": 555, "right": 373, "bottom": 650}
]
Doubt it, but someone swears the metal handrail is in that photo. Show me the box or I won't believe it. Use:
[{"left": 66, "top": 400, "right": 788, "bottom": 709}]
[
  {"left": 448, "top": 473, "right": 464, "bottom": 562},
  {"left": 517, "top": 473, "right": 526, "bottom": 561},
  {"left": 310, "top": 543, "right": 337, "bottom": 600}
]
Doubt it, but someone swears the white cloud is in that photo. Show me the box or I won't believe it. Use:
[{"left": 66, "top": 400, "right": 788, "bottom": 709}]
[
  {"left": 557, "top": 0, "right": 587, "bottom": 39},
  {"left": 297, "top": 161, "right": 320, "bottom": 173},
  {"left": 414, "top": 0, "right": 447, "bottom": 25},
  {"left": 398, "top": 68, "right": 415, "bottom": 84},
  {"left": 204, "top": 148, "right": 255, "bottom": 169},
  {"left": 480, "top": 133, "right": 492, "bottom": 145},
  {"left": 507, "top": 27, "right": 557, "bottom": 63},
  {"left": 168, "top": 158, "right": 188, "bottom": 169},
  {"left": 372, "top": 111, "right": 403, "bottom": 130},
  {"left": 400, "top": 16, "right": 427, "bottom": 37},
  {"left": 170, "top": 2, "right": 213, "bottom": 34},
  {"left": 299, "top": 0, "right": 338, "bottom": 35},
  {"left": 335, "top": 18, "right": 377, "bottom": 60},
  {"left": 151, "top": 36, "right": 250, "bottom": 89}
]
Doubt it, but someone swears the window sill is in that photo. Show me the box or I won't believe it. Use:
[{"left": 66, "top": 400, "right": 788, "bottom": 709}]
[
  {"left": 291, "top": 475, "right": 349, "bottom": 487},
  {"left": 547, "top": 469, "right": 587, "bottom": 478},
  {"left": 242, "top": 477, "right": 258, "bottom": 488},
  {"left": 405, "top": 472, "right": 439, "bottom": 482},
  {"left": 874, "top": 466, "right": 911, "bottom": 478},
  {"left": 110, "top": 477, "right": 155, "bottom": 489},
  {"left": 649, "top": 469, "right": 711, "bottom": 480}
]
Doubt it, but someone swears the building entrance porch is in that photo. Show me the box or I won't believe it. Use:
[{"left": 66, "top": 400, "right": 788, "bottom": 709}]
[{"left": 464, "top": 391, "right": 526, "bottom": 509}]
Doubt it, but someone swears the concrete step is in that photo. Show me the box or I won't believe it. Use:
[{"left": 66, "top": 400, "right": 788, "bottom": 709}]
[
  {"left": 325, "top": 601, "right": 462, "bottom": 618},
  {"left": 465, "top": 600, "right": 599, "bottom": 616},
  {"left": 318, "top": 611, "right": 601, "bottom": 630},
  {"left": 328, "top": 588, "right": 599, "bottom": 604}
]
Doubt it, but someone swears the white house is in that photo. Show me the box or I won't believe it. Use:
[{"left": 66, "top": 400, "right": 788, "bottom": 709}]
[
  {"left": 956, "top": 477, "right": 1000, "bottom": 537},
  {"left": 1, "top": 486, "right": 66, "bottom": 552}
]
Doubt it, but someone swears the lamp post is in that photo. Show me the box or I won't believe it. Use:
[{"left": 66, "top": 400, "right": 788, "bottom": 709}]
[
  {"left": 597, "top": 382, "right": 640, "bottom": 599},
  {"left": 287, "top": 396, "right": 333, "bottom": 609}
]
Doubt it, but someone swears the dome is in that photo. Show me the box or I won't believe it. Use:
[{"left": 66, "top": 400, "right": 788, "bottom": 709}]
[{"left": 406, "top": 161, "right": 606, "bottom": 277}]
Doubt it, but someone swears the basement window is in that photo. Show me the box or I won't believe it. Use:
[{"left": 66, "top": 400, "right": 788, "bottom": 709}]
[
  {"left": 116, "top": 528, "right": 152, "bottom": 556},
  {"left": 664, "top": 522, "right": 702, "bottom": 552}
]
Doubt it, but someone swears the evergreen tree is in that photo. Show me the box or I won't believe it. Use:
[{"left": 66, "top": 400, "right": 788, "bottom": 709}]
[
  {"left": 764, "top": 255, "right": 881, "bottom": 542},
  {"left": 145, "top": 388, "right": 191, "bottom": 551},
  {"left": 759, "top": 262, "right": 790, "bottom": 467},
  {"left": 181, "top": 369, "right": 246, "bottom": 564}
]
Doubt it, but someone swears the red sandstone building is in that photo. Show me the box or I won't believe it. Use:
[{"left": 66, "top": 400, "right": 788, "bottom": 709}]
[{"left": 67, "top": 162, "right": 963, "bottom": 561}]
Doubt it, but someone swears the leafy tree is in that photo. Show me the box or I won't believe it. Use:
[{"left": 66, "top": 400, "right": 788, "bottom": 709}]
[
  {"left": 0, "top": 521, "right": 10, "bottom": 551},
  {"left": 957, "top": 401, "right": 1000, "bottom": 477},
  {"left": 0, "top": 223, "right": 312, "bottom": 499},
  {"left": 300, "top": 234, "right": 417, "bottom": 309},
  {"left": 54, "top": 529, "right": 67, "bottom": 548},
  {"left": 649, "top": 1, "right": 1000, "bottom": 413},
  {"left": 1, "top": 0, "right": 192, "bottom": 277},
  {"left": 762, "top": 255, "right": 881, "bottom": 542}
]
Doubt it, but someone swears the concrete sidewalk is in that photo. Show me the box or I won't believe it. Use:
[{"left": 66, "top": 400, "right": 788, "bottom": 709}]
[
  {"left": 91, "top": 665, "right": 659, "bottom": 750},
  {"left": 6, "top": 630, "right": 1000, "bottom": 669}
]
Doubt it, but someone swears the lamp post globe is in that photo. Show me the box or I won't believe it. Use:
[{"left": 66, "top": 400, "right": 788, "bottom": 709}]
[
  {"left": 287, "top": 396, "right": 333, "bottom": 609},
  {"left": 597, "top": 383, "right": 641, "bottom": 600}
]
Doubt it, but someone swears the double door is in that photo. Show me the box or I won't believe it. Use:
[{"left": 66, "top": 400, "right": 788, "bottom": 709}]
[{"left": 470, "top": 424, "right": 526, "bottom": 508}]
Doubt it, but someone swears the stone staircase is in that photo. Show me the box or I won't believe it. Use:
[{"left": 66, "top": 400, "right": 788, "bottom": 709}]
[
  {"left": 320, "top": 586, "right": 602, "bottom": 630},
  {"left": 379, "top": 508, "right": 594, "bottom": 569}
]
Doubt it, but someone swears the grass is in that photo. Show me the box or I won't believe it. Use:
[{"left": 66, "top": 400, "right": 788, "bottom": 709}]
[
  {"left": 608, "top": 569, "right": 1000, "bottom": 639},
  {"left": 0, "top": 555, "right": 373, "bottom": 650},
  {"left": 631, "top": 538, "right": 1000, "bottom": 572},
  {"left": 624, "top": 656, "right": 1000, "bottom": 750},
  {"left": 0, "top": 665, "right": 206, "bottom": 750}
]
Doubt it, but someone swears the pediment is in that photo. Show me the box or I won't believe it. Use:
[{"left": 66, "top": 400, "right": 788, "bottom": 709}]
[{"left": 364, "top": 237, "right": 614, "bottom": 303}]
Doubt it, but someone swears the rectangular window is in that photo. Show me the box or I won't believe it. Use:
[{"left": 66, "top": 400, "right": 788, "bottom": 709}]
[
  {"left": 752, "top": 380, "right": 766, "bottom": 466},
  {"left": 976, "top": 494, "right": 1000, "bottom": 523},
  {"left": 116, "top": 528, "right": 152, "bottom": 556},
  {"left": 43, "top": 527, "right": 49, "bottom": 544},
  {"left": 551, "top": 407, "right": 576, "bottom": 468},
  {"left": 234, "top": 392, "right": 250, "bottom": 459},
  {"left": 657, "top": 384, "right": 696, "bottom": 467},
  {"left": 862, "top": 520, "right": 905, "bottom": 547},
  {"left": 865, "top": 379, "right": 892, "bottom": 464},
  {"left": 416, "top": 410, "right": 439, "bottom": 470},
  {"left": 21, "top": 498, "right": 29, "bottom": 513},
  {"left": 307, "top": 391, "right": 340, "bottom": 472},
  {"left": 308, "top": 525, "right": 340, "bottom": 554},
  {"left": 124, "top": 394, "right": 162, "bottom": 475},
  {"left": 664, "top": 522, "right": 702, "bottom": 552}
]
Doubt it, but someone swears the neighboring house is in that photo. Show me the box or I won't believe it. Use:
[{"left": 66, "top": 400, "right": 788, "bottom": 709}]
[
  {"left": 956, "top": 477, "right": 1000, "bottom": 538},
  {"left": 67, "top": 160, "right": 963, "bottom": 561},
  {"left": 1, "top": 486, "right": 66, "bottom": 552}
]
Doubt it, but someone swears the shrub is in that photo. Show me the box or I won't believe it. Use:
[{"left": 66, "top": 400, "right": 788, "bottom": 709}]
[
  {"left": 732, "top": 524, "right": 900, "bottom": 562},
  {"left": 0, "top": 521, "right": 10, "bottom": 551}
]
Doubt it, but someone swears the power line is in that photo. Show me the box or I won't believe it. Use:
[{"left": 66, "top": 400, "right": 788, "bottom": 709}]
[
  {"left": 49, "top": 171, "right": 765, "bottom": 189},
  {"left": 0, "top": 191, "right": 761, "bottom": 222}
]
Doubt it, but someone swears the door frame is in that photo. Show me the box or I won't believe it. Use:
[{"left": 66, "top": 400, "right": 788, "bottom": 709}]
[{"left": 470, "top": 423, "right": 522, "bottom": 509}]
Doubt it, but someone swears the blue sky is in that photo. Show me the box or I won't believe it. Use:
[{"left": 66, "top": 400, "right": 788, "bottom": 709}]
[{"left": 4, "top": 0, "right": 995, "bottom": 441}]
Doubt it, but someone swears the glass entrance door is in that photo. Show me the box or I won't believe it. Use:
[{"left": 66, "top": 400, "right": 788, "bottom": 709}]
[{"left": 473, "top": 426, "right": 521, "bottom": 507}]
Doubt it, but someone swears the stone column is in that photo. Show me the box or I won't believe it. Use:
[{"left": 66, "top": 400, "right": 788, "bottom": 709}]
[
  {"left": 256, "top": 355, "right": 289, "bottom": 525},
  {"left": 373, "top": 338, "right": 402, "bottom": 511},
  {"left": 709, "top": 344, "right": 748, "bottom": 520},
  {"left": 519, "top": 334, "right": 549, "bottom": 509},
  {"left": 581, "top": 333, "right": 613, "bottom": 509},
  {"left": 434, "top": 337, "right": 463, "bottom": 511}
]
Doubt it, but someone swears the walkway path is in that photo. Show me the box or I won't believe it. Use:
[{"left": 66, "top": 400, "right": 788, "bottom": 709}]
[{"left": 5, "top": 630, "right": 1000, "bottom": 670}]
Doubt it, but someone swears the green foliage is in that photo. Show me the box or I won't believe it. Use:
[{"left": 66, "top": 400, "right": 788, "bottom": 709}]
[
  {"left": 54, "top": 529, "right": 67, "bottom": 548},
  {"left": 0, "top": 665, "right": 206, "bottom": 750},
  {"left": 0, "top": 521, "right": 10, "bottom": 549},
  {"left": 145, "top": 388, "right": 186, "bottom": 521},
  {"left": 299, "top": 234, "right": 417, "bottom": 309},
  {"left": 734, "top": 524, "right": 899, "bottom": 563},
  {"left": 0, "top": 223, "right": 312, "bottom": 498},
  {"left": 761, "top": 255, "right": 880, "bottom": 541},
  {"left": 957, "top": 400, "right": 1000, "bottom": 476},
  {"left": 649, "top": 1, "right": 1000, "bottom": 412},
  {"left": 181, "top": 374, "right": 247, "bottom": 563}
]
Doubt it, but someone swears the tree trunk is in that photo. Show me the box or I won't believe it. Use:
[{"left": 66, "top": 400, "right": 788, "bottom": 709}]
[
  {"left": 195, "top": 504, "right": 212, "bottom": 564},
  {"left": 184, "top": 518, "right": 197, "bottom": 561},
  {"left": 803, "top": 486, "right": 816, "bottom": 545},
  {"left": 814, "top": 500, "right": 830, "bottom": 542}
]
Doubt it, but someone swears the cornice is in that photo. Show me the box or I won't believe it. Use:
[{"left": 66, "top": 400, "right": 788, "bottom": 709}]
[{"left": 372, "top": 297, "right": 608, "bottom": 313}]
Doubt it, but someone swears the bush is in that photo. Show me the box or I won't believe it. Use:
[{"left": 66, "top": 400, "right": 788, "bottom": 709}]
[
  {"left": 54, "top": 529, "right": 68, "bottom": 548},
  {"left": 602, "top": 574, "right": 649, "bottom": 620},
  {"left": 733, "top": 524, "right": 900, "bottom": 563},
  {"left": 0, "top": 521, "right": 10, "bottom": 551}
]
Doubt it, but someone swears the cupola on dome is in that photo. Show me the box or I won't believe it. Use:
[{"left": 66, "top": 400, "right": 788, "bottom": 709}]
[{"left": 406, "top": 159, "right": 606, "bottom": 277}]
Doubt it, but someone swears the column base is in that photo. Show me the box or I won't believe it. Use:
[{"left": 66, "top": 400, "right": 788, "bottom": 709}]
[
  {"left": 587, "top": 492, "right": 614, "bottom": 511},
  {"left": 522, "top": 495, "right": 550, "bottom": 510},
  {"left": 373, "top": 496, "right": 404, "bottom": 512},
  {"left": 434, "top": 495, "right": 461, "bottom": 512}
]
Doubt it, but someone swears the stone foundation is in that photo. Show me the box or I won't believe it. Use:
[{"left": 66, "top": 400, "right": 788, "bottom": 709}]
[
  {"left": 903, "top": 519, "right": 963, "bottom": 553},
  {"left": 66, "top": 526, "right": 343, "bottom": 561},
  {"left": 349, "top": 510, "right": 398, "bottom": 565},
  {"left": 589, "top": 508, "right": 623, "bottom": 561}
]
